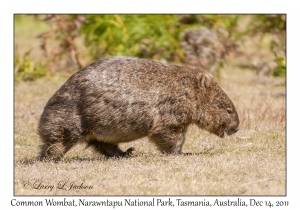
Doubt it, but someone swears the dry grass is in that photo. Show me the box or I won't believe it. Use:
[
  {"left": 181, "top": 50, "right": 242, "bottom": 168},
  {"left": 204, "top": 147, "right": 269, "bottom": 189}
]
[{"left": 14, "top": 65, "right": 286, "bottom": 196}]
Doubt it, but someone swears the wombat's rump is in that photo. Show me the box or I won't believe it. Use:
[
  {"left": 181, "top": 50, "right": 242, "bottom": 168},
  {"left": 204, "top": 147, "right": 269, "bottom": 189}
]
[{"left": 38, "top": 56, "right": 239, "bottom": 161}]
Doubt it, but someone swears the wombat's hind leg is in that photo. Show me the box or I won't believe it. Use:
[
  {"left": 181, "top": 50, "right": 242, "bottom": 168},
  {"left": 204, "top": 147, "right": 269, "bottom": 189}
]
[{"left": 87, "top": 140, "right": 134, "bottom": 158}]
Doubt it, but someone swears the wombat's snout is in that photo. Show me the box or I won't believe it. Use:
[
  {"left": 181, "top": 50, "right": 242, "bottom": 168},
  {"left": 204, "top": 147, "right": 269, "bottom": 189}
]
[
  {"left": 226, "top": 126, "right": 239, "bottom": 135},
  {"left": 233, "top": 125, "right": 239, "bottom": 132}
]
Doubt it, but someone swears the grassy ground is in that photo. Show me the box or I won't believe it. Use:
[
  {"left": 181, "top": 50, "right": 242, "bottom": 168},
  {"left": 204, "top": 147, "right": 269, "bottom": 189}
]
[{"left": 14, "top": 65, "right": 286, "bottom": 195}]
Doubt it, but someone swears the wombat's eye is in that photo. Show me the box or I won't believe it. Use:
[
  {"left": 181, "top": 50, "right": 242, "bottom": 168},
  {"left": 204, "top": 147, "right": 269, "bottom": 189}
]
[{"left": 226, "top": 108, "right": 232, "bottom": 114}]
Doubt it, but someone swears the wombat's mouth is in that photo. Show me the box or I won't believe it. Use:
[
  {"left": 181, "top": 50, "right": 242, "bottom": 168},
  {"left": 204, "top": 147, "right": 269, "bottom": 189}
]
[{"left": 219, "top": 127, "right": 239, "bottom": 138}]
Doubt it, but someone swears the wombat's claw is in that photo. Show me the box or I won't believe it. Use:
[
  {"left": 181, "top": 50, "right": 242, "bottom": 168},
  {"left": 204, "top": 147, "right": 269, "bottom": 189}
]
[
  {"left": 124, "top": 147, "right": 135, "bottom": 156},
  {"left": 182, "top": 152, "right": 193, "bottom": 156}
]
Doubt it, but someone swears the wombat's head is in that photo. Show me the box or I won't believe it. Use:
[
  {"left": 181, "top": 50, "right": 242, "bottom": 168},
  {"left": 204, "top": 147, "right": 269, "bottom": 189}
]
[{"left": 196, "top": 74, "right": 240, "bottom": 138}]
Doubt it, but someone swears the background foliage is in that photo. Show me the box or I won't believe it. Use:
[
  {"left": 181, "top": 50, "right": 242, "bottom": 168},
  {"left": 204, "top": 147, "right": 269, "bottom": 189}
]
[
  {"left": 81, "top": 15, "right": 182, "bottom": 61},
  {"left": 14, "top": 14, "right": 286, "bottom": 81}
]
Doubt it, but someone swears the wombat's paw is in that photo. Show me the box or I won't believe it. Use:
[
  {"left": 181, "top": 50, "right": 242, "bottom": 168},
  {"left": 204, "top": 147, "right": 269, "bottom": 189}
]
[
  {"left": 38, "top": 156, "right": 61, "bottom": 162},
  {"left": 182, "top": 152, "right": 193, "bottom": 156},
  {"left": 38, "top": 151, "right": 63, "bottom": 162},
  {"left": 124, "top": 147, "right": 135, "bottom": 156}
]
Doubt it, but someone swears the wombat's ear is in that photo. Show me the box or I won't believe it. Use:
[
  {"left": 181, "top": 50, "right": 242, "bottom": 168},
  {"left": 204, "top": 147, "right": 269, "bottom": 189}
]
[{"left": 199, "top": 73, "right": 215, "bottom": 88}]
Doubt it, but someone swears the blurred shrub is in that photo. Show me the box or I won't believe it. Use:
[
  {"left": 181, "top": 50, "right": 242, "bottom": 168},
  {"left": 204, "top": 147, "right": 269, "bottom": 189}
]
[
  {"left": 14, "top": 49, "right": 47, "bottom": 81},
  {"left": 247, "top": 15, "right": 286, "bottom": 77},
  {"left": 36, "top": 15, "right": 86, "bottom": 71},
  {"left": 247, "top": 15, "right": 286, "bottom": 34},
  {"left": 81, "top": 15, "right": 183, "bottom": 61},
  {"left": 273, "top": 53, "right": 286, "bottom": 77},
  {"left": 80, "top": 15, "right": 242, "bottom": 61},
  {"left": 194, "top": 15, "right": 241, "bottom": 37},
  {"left": 14, "top": 14, "right": 286, "bottom": 81},
  {"left": 181, "top": 27, "right": 227, "bottom": 74}
]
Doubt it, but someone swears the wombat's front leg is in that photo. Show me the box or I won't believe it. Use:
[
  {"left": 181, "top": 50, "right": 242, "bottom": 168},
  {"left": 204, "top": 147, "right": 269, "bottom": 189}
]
[
  {"left": 39, "top": 141, "right": 73, "bottom": 162},
  {"left": 87, "top": 140, "right": 134, "bottom": 158},
  {"left": 149, "top": 132, "right": 186, "bottom": 154}
]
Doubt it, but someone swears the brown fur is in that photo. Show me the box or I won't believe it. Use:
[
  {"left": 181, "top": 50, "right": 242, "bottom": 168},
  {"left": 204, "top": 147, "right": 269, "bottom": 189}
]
[{"left": 38, "top": 56, "right": 239, "bottom": 161}]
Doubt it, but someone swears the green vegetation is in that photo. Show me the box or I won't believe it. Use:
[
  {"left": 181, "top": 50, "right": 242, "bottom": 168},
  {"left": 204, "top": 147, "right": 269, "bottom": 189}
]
[
  {"left": 80, "top": 14, "right": 241, "bottom": 61},
  {"left": 273, "top": 53, "right": 286, "bottom": 77},
  {"left": 81, "top": 15, "right": 183, "bottom": 60},
  {"left": 14, "top": 49, "right": 48, "bottom": 81},
  {"left": 14, "top": 14, "right": 286, "bottom": 81}
]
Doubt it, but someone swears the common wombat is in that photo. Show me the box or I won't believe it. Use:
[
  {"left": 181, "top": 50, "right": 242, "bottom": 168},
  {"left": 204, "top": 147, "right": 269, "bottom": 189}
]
[{"left": 38, "top": 56, "right": 239, "bottom": 161}]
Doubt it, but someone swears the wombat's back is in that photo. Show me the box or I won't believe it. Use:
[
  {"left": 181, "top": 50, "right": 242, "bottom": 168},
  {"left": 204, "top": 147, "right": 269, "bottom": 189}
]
[{"left": 79, "top": 56, "right": 200, "bottom": 93}]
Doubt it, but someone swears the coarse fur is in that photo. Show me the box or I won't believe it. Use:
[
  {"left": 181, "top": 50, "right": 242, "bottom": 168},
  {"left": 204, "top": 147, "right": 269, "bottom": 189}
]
[{"left": 38, "top": 56, "right": 239, "bottom": 161}]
